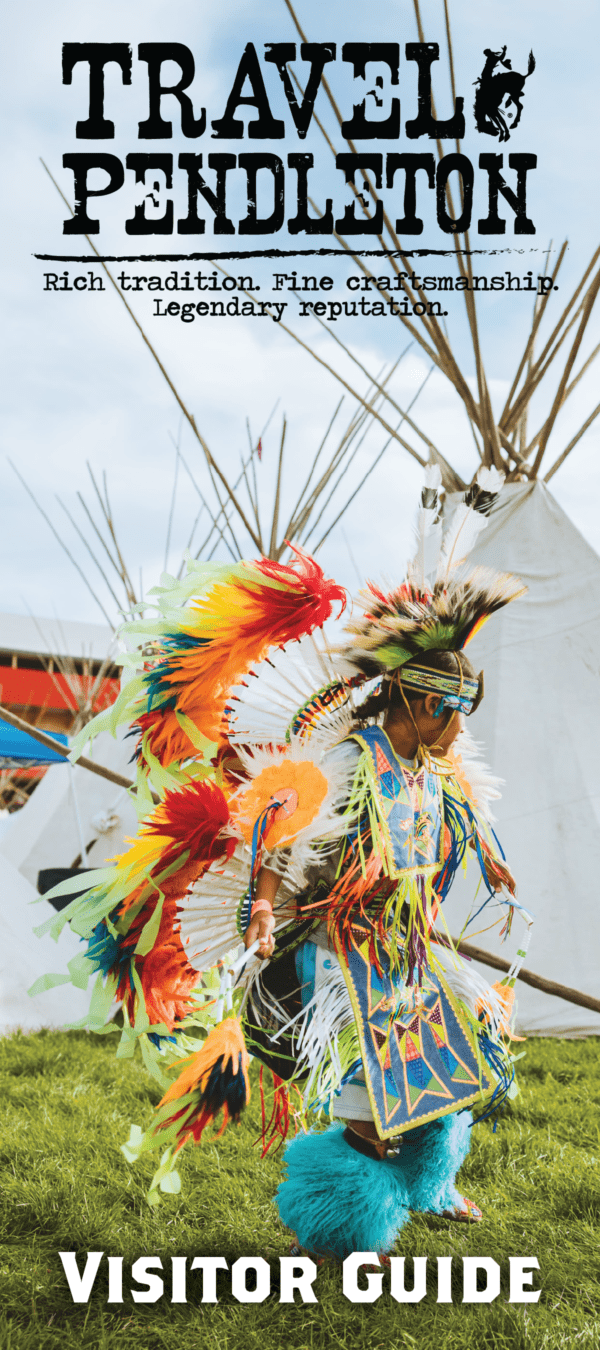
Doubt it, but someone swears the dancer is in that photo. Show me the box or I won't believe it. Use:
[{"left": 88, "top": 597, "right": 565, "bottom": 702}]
[{"left": 37, "top": 466, "right": 530, "bottom": 1255}]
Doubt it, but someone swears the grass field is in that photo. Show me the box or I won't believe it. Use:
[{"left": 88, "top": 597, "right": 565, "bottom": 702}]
[{"left": 0, "top": 1028, "right": 598, "bottom": 1350}]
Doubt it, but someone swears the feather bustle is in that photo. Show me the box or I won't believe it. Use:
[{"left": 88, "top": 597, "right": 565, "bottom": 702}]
[{"left": 134, "top": 547, "right": 346, "bottom": 765}]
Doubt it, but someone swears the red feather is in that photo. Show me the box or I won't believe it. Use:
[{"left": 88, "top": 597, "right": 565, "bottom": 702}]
[
  {"left": 253, "top": 545, "right": 347, "bottom": 640},
  {"left": 134, "top": 547, "right": 347, "bottom": 766},
  {"left": 145, "top": 779, "right": 234, "bottom": 872},
  {"left": 114, "top": 780, "right": 235, "bottom": 1031}
]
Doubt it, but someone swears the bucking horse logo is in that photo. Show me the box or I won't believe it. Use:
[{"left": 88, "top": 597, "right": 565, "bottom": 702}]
[{"left": 474, "top": 46, "right": 536, "bottom": 142}]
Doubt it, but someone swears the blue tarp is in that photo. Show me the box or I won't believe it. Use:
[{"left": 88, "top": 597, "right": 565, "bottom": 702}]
[{"left": 0, "top": 719, "right": 68, "bottom": 767}]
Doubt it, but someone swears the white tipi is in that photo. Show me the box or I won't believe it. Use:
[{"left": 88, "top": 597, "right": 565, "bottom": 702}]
[{"left": 443, "top": 481, "right": 600, "bottom": 1035}]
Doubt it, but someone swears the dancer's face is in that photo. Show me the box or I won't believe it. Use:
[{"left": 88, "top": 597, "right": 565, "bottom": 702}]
[
  {"left": 416, "top": 695, "right": 464, "bottom": 756},
  {"left": 384, "top": 695, "right": 464, "bottom": 760}
]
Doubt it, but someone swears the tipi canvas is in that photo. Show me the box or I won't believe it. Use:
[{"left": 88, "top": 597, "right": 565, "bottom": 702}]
[{"left": 443, "top": 480, "right": 600, "bottom": 1035}]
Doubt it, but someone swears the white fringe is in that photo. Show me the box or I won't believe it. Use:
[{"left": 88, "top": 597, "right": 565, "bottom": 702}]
[
  {"left": 433, "top": 941, "right": 505, "bottom": 1039},
  {"left": 451, "top": 725, "right": 503, "bottom": 822},
  {"left": 269, "top": 951, "right": 356, "bottom": 1106}
]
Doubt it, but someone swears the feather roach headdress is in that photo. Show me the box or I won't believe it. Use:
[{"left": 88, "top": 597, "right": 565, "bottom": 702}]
[{"left": 342, "top": 466, "right": 525, "bottom": 707}]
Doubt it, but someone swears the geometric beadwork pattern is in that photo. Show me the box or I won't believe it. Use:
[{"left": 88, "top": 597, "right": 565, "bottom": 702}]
[
  {"left": 339, "top": 926, "right": 494, "bottom": 1139},
  {"left": 350, "top": 727, "right": 443, "bottom": 875}
]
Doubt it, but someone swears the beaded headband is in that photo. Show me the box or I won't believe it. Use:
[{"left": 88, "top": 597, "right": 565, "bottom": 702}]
[{"left": 395, "top": 662, "right": 484, "bottom": 716}]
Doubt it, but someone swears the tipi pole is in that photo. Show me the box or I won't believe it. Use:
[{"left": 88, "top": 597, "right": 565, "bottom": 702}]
[
  {"left": 544, "top": 400, "right": 600, "bottom": 481},
  {"left": 0, "top": 706, "right": 157, "bottom": 800},
  {"left": 447, "top": 937, "right": 600, "bottom": 1016},
  {"left": 40, "top": 159, "right": 262, "bottom": 553}
]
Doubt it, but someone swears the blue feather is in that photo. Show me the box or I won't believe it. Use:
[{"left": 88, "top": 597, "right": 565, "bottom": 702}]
[
  {"left": 85, "top": 915, "right": 132, "bottom": 987},
  {"left": 142, "top": 631, "right": 209, "bottom": 711}
]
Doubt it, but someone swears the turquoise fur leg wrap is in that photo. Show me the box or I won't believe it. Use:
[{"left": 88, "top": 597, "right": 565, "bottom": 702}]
[
  {"left": 391, "top": 1109, "right": 473, "bottom": 1214},
  {"left": 275, "top": 1112, "right": 472, "bottom": 1259},
  {"left": 276, "top": 1124, "right": 411, "bottom": 1259}
]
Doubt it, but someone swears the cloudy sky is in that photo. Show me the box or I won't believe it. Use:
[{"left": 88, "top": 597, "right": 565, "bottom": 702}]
[{"left": 1, "top": 0, "right": 599, "bottom": 633}]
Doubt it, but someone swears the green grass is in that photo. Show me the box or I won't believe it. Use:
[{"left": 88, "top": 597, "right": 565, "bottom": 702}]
[{"left": 0, "top": 1030, "right": 599, "bottom": 1350}]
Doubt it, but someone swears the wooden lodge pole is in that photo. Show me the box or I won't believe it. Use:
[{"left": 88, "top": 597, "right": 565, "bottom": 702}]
[
  {"left": 0, "top": 704, "right": 144, "bottom": 796},
  {"left": 448, "top": 936, "right": 600, "bottom": 1016}
]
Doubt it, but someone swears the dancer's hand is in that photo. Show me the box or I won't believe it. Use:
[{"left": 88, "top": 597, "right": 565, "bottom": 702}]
[
  {"left": 244, "top": 910, "right": 276, "bottom": 959},
  {"left": 244, "top": 867, "right": 280, "bottom": 958}
]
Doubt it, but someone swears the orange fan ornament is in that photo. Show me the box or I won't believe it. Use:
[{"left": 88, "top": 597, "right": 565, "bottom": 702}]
[{"left": 231, "top": 758, "right": 329, "bottom": 850}]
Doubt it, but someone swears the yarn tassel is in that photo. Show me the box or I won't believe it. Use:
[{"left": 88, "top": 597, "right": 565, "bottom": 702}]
[
  {"left": 238, "top": 799, "right": 283, "bottom": 933},
  {"left": 474, "top": 1031, "right": 516, "bottom": 1126},
  {"left": 405, "top": 875, "right": 429, "bottom": 986},
  {"left": 256, "top": 1066, "right": 299, "bottom": 1156}
]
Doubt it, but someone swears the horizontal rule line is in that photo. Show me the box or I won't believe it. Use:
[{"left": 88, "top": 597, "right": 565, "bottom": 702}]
[{"left": 33, "top": 246, "right": 534, "bottom": 263}]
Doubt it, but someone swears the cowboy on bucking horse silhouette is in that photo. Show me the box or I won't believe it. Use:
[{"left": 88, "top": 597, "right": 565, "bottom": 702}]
[{"left": 474, "top": 46, "right": 536, "bottom": 143}]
